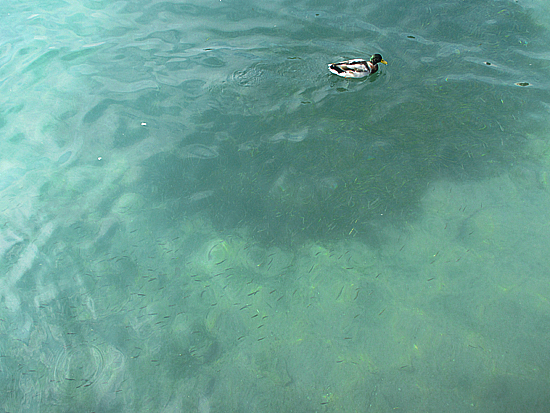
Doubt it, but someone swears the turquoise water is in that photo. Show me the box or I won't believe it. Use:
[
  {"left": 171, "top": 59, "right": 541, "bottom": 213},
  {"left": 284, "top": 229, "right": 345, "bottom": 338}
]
[{"left": 1, "top": 0, "right": 550, "bottom": 411}]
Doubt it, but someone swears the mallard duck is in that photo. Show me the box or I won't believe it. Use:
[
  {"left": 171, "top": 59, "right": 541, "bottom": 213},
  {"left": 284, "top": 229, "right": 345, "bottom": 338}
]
[{"left": 328, "top": 54, "right": 387, "bottom": 78}]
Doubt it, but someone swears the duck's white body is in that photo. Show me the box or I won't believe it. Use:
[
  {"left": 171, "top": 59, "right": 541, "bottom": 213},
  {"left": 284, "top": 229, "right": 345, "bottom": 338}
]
[
  {"left": 328, "top": 55, "right": 387, "bottom": 78},
  {"left": 328, "top": 59, "right": 375, "bottom": 78}
]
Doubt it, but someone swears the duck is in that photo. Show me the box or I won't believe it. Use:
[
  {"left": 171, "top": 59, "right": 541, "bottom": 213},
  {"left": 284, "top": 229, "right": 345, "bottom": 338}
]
[{"left": 328, "top": 54, "right": 387, "bottom": 78}]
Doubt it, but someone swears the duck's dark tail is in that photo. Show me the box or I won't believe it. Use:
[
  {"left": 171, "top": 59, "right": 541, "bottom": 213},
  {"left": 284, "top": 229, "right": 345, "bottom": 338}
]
[{"left": 328, "top": 64, "right": 345, "bottom": 74}]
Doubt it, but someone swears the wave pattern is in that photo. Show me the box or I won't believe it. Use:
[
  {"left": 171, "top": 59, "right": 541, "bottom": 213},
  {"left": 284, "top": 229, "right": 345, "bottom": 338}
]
[{"left": 1, "top": 0, "right": 550, "bottom": 411}]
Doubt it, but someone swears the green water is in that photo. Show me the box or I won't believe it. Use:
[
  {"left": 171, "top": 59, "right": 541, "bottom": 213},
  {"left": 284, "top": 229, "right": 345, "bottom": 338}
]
[{"left": 1, "top": 0, "right": 550, "bottom": 411}]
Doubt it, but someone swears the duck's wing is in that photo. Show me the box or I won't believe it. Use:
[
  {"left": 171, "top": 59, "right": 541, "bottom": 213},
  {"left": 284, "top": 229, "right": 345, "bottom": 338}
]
[{"left": 328, "top": 59, "right": 371, "bottom": 78}]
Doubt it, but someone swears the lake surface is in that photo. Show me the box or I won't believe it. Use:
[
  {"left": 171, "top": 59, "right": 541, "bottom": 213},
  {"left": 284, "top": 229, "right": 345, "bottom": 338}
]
[{"left": 1, "top": 0, "right": 550, "bottom": 411}]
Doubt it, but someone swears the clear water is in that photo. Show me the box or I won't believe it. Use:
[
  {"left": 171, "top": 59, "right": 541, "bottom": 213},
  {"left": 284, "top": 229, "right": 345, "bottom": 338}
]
[{"left": 1, "top": 0, "right": 550, "bottom": 411}]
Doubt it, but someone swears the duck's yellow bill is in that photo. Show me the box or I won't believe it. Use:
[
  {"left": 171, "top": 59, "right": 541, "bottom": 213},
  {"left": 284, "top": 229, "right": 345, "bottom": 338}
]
[{"left": 381, "top": 59, "right": 388, "bottom": 65}]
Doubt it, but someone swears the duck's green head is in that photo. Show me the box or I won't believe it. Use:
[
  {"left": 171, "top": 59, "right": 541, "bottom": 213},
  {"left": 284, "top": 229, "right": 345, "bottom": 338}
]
[{"left": 371, "top": 54, "right": 388, "bottom": 65}]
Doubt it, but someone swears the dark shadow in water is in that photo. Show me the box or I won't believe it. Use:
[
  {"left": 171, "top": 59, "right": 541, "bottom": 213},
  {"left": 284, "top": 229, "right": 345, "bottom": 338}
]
[{"left": 141, "top": 75, "right": 539, "bottom": 248}]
